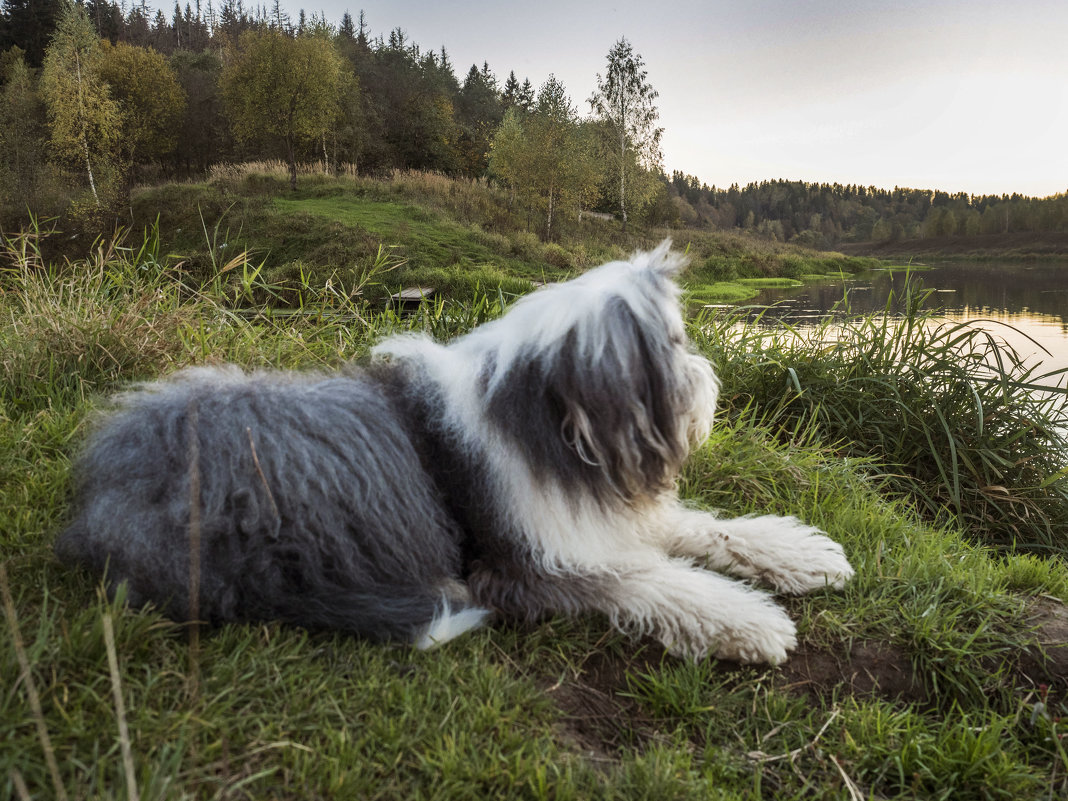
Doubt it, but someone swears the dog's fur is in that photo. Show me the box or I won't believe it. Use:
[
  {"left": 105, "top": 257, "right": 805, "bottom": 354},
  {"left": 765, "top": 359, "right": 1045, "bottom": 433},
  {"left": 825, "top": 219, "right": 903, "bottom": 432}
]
[{"left": 56, "top": 241, "right": 853, "bottom": 664}]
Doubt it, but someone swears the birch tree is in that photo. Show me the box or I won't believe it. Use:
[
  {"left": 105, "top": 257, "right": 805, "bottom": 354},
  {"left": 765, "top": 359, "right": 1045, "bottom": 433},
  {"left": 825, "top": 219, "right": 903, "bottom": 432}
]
[
  {"left": 589, "top": 38, "right": 663, "bottom": 231},
  {"left": 40, "top": 0, "right": 120, "bottom": 208},
  {"left": 492, "top": 76, "right": 599, "bottom": 239}
]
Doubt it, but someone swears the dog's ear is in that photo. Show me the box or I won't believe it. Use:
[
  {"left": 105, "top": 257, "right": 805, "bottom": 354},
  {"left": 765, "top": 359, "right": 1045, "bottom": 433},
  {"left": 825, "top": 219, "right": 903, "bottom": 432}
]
[
  {"left": 485, "top": 296, "right": 687, "bottom": 504},
  {"left": 639, "top": 239, "right": 688, "bottom": 278}
]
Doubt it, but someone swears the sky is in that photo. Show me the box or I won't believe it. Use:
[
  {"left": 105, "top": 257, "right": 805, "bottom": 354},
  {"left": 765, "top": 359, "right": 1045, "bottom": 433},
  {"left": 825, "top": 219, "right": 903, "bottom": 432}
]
[{"left": 274, "top": 0, "right": 1066, "bottom": 197}]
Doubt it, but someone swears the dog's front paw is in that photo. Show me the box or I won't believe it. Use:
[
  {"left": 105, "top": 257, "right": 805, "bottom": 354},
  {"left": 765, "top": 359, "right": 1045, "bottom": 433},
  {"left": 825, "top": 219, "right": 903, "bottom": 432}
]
[
  {"left": 720, "top": 515, "right": 854, "bottom": 595},
  {"left": 666, "top": 598, "right": 798, "bottom": 665},
  {"left": 763, "top": 524, "right": 855, "bottom": 595},
  {"left": 711, "top": 600, "right": 798, "bottom": 665}
]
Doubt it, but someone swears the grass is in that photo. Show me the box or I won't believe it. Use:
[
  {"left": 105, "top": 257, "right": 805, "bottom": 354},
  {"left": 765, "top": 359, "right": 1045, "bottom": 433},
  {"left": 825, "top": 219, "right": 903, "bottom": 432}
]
[
  {"left": 4, "top": 175, "right": 1068, "bottom": 799},
  {"left": 111, "top": 164, "right": 879, "bottom": 311},
  {"left": 694, "top": 280, "right": 1068, "bottom": 551}
]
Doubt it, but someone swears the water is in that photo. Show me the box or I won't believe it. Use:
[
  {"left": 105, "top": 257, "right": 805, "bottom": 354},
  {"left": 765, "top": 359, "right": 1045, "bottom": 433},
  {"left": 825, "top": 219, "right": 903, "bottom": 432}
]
[{"left": 737, "top": 261, "right": 1068, "bottom": 384}]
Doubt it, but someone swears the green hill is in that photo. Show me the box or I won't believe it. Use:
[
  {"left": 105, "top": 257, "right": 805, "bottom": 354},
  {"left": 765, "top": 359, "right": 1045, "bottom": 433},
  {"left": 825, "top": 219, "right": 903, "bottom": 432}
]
[{"left": 4, "top": 166, "right": 1067, "bottom": 800}]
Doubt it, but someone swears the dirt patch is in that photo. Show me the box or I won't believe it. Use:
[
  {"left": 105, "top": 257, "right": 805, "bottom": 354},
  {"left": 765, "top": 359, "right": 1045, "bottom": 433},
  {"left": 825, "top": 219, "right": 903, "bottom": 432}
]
[
  {"left": 539, "top": 599, "right": 1068, "bottom": 762},
  {"left": 540, "top": 642, "right": 666, "bottom": 762},
  {"left": 778, "top": 640, "right": 925, "bottom": 703},
  {"left": 1017, "top": 598, "right": 1068, "bottom": 690}
]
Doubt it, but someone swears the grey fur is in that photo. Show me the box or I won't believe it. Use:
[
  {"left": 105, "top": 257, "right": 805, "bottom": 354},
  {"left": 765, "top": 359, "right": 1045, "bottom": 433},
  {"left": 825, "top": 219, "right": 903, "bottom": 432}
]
[{"left": 57, "top": 365, "right": 467, "bottom": 641}]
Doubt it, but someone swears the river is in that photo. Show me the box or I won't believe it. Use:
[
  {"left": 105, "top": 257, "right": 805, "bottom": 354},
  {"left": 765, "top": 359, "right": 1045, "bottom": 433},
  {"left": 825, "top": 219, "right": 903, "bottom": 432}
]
[{"left": 738, "top": 261, "right": 1068, "bottom": 385}]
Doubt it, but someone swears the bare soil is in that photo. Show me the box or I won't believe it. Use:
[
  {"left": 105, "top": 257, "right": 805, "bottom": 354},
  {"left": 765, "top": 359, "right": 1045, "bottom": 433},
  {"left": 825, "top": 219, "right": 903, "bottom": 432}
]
[{"left": 542, "top": 599, "right": 1068, "bottom": 760}]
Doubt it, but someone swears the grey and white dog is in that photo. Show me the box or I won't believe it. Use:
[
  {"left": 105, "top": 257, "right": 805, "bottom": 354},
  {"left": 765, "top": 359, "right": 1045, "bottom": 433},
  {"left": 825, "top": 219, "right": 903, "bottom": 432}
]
[{"left": 57, "top": 241, "right": 853, "bottom": 664}]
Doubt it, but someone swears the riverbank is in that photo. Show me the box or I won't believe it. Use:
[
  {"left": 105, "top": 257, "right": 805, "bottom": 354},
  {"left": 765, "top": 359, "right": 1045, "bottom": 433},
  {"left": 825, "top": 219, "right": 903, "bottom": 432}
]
[
  {"left": 837, "top": 231, "right": 1068, "bottom": 260},
  {"left": 4, "top": 171, "right": 1068, "bottom": 799}
]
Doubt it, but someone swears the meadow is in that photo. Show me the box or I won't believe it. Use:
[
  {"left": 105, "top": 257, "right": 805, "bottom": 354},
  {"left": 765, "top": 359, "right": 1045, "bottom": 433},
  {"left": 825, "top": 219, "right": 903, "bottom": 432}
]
[{"left": 4, "top": 167, "right": 1068, "bottom": 800}]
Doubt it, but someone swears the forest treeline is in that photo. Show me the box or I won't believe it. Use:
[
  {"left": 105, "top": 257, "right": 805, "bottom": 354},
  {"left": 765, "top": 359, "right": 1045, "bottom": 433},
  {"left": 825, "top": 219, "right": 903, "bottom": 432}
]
[
  {"left": 2, "top": 0, "right": 1066, "bottom": 246},
  {"left": 0, "top": 0, "right": 666, "bottom": 240},
  {"left": 668, "top": 175, "right": 1068, "bottom": 249}
]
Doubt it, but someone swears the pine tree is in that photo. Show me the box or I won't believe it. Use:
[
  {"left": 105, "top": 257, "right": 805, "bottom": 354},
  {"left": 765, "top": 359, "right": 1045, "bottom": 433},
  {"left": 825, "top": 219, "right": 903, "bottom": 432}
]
[
  {"left": 517, "top": 77, "right": 534, "bottom": 112},
  {"left": 0, "top": 0, "right": 64, "bottom": 66},
  {"left": 501, "top": 70, "right": 520, "bottom": 109},
  {"left": 338, "top": 11, "right": 354, "bottom": 39}
]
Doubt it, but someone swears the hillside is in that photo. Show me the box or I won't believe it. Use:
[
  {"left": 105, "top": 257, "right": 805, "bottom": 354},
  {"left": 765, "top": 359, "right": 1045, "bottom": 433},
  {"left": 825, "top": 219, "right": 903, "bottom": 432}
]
[
  {"left": 4, "top": 167, "right": 1068, "bottom": 799},
  {"left": 114, "top": 164, "right": 882, "bottom": 315},
  {"left": 837, "top": 231, "right": 1068, "bottom": 260}
]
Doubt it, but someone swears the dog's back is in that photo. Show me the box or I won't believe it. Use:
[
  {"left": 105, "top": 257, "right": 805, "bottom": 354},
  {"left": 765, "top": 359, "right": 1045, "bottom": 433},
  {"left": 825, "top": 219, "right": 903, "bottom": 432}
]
[{"left": 57, "top": 364, "right": 473, "bottom": 643}]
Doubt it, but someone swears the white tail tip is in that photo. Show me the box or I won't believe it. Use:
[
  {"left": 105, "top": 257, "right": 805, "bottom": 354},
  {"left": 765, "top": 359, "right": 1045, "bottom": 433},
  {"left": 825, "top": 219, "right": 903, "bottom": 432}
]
[{"left": 414, "top": 600, "right": 492, "bottom": 650}]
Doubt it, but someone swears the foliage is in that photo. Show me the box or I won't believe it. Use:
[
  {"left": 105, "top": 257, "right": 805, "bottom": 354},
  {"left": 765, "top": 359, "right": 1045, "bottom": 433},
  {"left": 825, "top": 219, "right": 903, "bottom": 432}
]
[
  {"left": 695, "top": 279, "right": 1068, "bottom": 551},
  {"left": 668, "top": 172, "right": 1068, "bottom": 246},
  {"left": 96, "top": 40, "right": 186, "bottom": 170},
  {"left": 589, "top": 37, "right": 663, "bottom": 229},
  {"left": 0, "top": 48, "right": 48, "bottom": 219},
  {"left": 38, "top": 0, "right": 120, "bottom": 208},
  {"left": 0, "top": 0, "right": 62, "bottom": 67},
  {"left": 221, "top": 28, "right": 351, "bottom": 189},
  {"left": 490, "top": 76, "right": 601, "bottom": 239}
]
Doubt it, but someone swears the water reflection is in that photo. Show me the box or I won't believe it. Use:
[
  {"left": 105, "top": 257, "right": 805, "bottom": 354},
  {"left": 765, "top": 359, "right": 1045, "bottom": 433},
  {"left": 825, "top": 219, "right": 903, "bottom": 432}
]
[{"left": 734, "top": 261, "right": 1068, "bottom": 380}]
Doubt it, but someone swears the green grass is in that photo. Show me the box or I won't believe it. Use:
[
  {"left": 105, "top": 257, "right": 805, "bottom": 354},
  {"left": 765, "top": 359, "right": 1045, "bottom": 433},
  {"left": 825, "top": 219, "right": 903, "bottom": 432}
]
[
  {"left": 5, "top": 180, "right": 1068, "bottom": 799},
  {"left": 685, "top": 283, "right": 762, "bottom": 305},
  {"left": 734, "top": 278, "right": 805, "bottom": 289},
  {"left": 116, "top": 167, "right": 879, "bottom": 311}
]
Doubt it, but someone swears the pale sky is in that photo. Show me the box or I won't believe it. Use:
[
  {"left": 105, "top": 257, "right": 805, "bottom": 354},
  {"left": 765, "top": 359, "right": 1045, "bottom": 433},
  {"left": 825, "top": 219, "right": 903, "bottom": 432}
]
[{"left": 295, "top": 0, "right": 1067, "bottom": 197}]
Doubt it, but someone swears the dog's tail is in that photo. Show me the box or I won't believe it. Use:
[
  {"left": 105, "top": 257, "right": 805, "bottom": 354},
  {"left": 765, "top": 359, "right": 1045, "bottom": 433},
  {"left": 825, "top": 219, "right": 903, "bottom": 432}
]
[
  {"left": 266, "top": 584, "right": 490, "bottom": 649},
  {"left": 414, "top": 596, "right": 493, "bottom": 649}
]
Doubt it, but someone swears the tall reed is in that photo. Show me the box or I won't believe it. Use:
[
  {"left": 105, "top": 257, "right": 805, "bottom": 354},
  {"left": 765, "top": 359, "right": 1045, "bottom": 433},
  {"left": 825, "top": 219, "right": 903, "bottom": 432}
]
[{"left": 694, "top": 279, "right": 1068, "bottom": 551}]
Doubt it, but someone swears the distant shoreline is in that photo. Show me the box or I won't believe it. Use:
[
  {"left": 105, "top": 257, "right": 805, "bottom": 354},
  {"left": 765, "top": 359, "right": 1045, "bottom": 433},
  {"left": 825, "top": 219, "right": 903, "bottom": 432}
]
[{"left": 835, "top": 231, "right": 1068, "bottom": 260}]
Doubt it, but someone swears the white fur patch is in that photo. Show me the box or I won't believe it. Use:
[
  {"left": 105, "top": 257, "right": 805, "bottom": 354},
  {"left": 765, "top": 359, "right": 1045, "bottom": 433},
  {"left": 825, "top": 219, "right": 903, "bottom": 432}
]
[{"left": 414, "top": 601, "right": 492, "bottom": 650}]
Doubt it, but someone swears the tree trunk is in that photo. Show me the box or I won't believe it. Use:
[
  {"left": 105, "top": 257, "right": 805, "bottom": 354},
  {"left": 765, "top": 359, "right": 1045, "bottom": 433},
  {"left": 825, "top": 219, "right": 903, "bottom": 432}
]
[
  {"left": 545, "top": 175, "right": 555, "bottom": 239},
  {"left": 286, "top": 134, "right": 297, "bottom": 190},
  {"left": 619, "top": 125, "right": 623, "bottom": 231},
  {"left": 74, "top": 49, "right": 100, "bottom": 207}
]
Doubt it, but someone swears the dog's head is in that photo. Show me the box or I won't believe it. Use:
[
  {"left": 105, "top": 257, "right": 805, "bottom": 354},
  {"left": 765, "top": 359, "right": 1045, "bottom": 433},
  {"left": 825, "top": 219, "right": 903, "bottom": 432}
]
[{"left": 471, "top": 240, "right": 720, "bottom": 505}]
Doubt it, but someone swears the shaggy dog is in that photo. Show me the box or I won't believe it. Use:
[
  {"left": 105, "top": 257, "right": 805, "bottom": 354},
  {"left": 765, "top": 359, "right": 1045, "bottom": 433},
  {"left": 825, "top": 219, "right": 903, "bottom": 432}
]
[{"left": 56, "top": 241, "right": 853, "bottom": 664}]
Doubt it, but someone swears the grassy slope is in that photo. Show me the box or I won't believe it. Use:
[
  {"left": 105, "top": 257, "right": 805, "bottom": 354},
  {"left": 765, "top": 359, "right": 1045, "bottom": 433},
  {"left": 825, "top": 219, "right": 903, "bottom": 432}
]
[
  {"left": 4, "top": 170, "right": 1068, "bottom": 799},
  {"left": 124, "top": 168, "right": 880, "bottom": 307}
]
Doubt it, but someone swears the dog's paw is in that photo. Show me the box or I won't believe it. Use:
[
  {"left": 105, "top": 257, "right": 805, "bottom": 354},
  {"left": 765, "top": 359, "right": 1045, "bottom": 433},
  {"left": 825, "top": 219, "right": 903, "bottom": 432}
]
[
  {"left": 709, "top": 601, "right": 798, "bottom": 665},
  {"left": 723, "top": 516, "right": 854, "bottom": 595},
  {"left": 665, "top": 598, "right": 798, "bottom": 665},
  {"left": 763, "top": 525, "right": 855, "bottom": 595}
]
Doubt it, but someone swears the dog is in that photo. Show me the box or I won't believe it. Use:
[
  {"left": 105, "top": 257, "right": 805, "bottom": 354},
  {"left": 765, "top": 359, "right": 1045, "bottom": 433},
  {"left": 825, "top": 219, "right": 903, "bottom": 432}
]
[{"left": 56, "top": 240, "right": 853, "bottom": 664}]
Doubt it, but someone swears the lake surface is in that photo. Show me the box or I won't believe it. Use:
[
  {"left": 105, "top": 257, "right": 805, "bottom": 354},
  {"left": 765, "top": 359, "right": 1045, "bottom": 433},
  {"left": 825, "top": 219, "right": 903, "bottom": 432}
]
[{"left": 738, "top": 261, "right": 1068, "bottom": 384}]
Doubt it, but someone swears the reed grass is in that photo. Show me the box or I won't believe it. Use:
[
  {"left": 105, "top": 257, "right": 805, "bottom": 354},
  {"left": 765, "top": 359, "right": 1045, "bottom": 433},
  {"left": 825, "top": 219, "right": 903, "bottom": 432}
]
[{"left": 696, "top": 279, "right": 1068, "bottom": 551}]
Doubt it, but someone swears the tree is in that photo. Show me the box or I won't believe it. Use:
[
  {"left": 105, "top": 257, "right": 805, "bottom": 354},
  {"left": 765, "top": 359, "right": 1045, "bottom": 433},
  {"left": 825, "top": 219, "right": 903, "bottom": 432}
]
[
  {"left": 40, "top": 0, "right": 120, "bottom": 207},
  {"left": 170, "top": 48, "right": 229, "bottom": 173},
  {"left": 589, "top": 37, "right": 663, "bottom": 230},
  {"left": 492, "top": 75, "right": 600, "bottom": 239},
  {"left": 456, "top": 61, "right": 502, "bottom": 177},
  {"left": 97, "top": 41, "right": 186, "bottom": 175},
  {"left": 0, "top": 0, "right": 63, "bottom": 67},
  {"left": 221, "top": 28, "right": 348, "bottom": 189},
  {"left": 488, "top": 106, "right": 528, "bottom": 205},
  {"left": 0, "top": 47, "right": 48, "bottom": 216}
]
